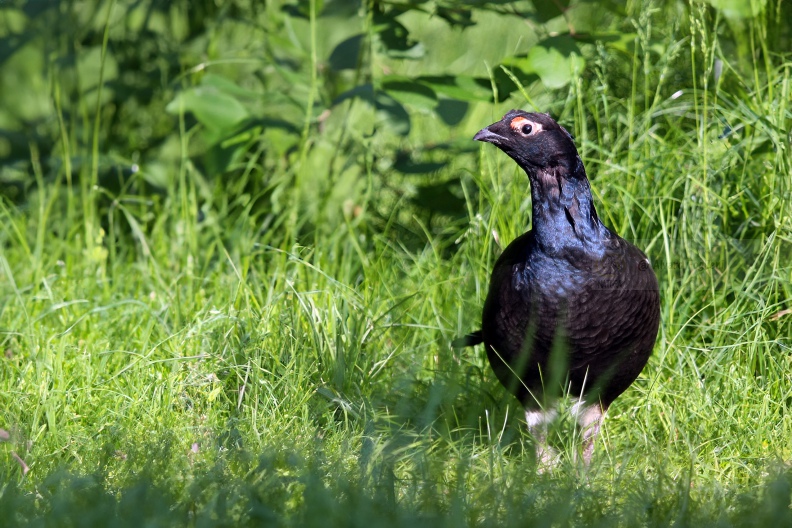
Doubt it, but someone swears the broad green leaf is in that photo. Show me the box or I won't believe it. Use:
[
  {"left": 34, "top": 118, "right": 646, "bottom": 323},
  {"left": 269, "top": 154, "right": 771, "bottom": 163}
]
[
  {"left": 328, "top": 34, "right": 363, "bottom": 71},
  {"left": 281, "top": 0, "right": 325, "bottom": 19},
  {"left": 435, "top": 6, "right": 475, "bottom": 28},
  {"left": 705, "top": 0, "right": 765, "bottom": 18},
  {"left": 332, "top": 85, "right": 410, "bottom": 135},
  {"left": 374, "top": 92, "right": 410, "bottom": 136},
  {"left": 491, "top": 66, "right": 540, "bottom": 101},
  {"left": 381, "top": 77, "right": 437, "bottom": 109},
  {"left": 167, "top": 86, "right": 248, "bottom": 131},
  {"left": 574, "top": 32, "right": 637, "bottom": 54},
  {"left": 374, "top": 11, "right": 425, "bottom": 59},
  {"left": 411, "top": 179, "right": 467, "bottom": 217},
  {"left": 579, "top": 0, "right": 627, "bottom": 16},
  {"left": 334, "top": 84, "right": 375, "bottom": 106},
  {"left": 517, "top": 36, "right": 586, "bottom": 89},
  {"left": 201, "top": 74, "right": 261, "bottom": 100},
  {"left": 434, "top": 98, "right": 469, "bottom": 126},
  {"left": 416, "top": 76, "right": 492, "bottom": 102},
  {"left": 393, "top": 151, "right": 447, "bottom": 174},
  {"left": 529, "top": 0, "right": 570, "bottom": 23},
  {"left": 567, "top": 1, "right": 613, "bottom": 33}
]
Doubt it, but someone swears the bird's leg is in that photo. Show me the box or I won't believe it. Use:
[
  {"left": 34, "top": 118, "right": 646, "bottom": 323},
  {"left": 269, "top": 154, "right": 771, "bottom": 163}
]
[
  {"left": 525, "top": 407, "right": 558, "bottom": 468},
  {"left": 570, "top": 401, "right": 606, "bottom": 465}
]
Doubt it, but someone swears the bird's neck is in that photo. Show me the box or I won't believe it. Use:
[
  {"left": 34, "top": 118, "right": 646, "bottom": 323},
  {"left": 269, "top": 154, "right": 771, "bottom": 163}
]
[{"left": 528, "top": 157, "right": 607, "bottom": 254}]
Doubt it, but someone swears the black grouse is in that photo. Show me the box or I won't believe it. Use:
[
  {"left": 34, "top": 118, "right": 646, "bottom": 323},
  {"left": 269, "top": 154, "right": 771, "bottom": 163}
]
[{"left": 458, "top": 111, "right": 660, "bottom": 464}]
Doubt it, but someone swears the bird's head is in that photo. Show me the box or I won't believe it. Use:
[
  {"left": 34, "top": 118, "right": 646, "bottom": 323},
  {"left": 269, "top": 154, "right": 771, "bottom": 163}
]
[{"left": 473, "top": 111, "right": 579, "bottom": 173}]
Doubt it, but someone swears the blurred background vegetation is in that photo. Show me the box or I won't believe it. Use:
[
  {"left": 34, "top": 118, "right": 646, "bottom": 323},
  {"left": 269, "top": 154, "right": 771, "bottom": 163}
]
[
  {"left": 2, "top": 0, "right": 787, "bottom": 242},
  {"left": 1, "top": 0, "right": 792, "bottom": 525}
]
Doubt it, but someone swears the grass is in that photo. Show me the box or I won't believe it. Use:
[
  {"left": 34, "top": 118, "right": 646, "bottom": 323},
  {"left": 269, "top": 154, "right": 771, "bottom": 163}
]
[{"left": 1, "top": 0, "right": 792, "bottom": 525}]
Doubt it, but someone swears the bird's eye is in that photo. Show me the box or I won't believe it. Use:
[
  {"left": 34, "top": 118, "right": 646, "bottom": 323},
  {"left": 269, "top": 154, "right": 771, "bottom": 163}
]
[{"left": 521, "top": 124, "right": 533, "bottom": 135}]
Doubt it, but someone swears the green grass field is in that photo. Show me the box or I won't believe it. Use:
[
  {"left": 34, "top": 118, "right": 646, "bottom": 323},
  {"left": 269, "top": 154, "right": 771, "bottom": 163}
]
[{"left": 1, "top": 0, "right": 791, "bottom": 525}]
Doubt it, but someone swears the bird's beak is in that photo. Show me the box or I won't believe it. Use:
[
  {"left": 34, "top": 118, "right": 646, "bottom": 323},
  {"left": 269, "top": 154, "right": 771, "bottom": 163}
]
[{"left": 473, "top": 126, "right": 505, "bottom": 144}]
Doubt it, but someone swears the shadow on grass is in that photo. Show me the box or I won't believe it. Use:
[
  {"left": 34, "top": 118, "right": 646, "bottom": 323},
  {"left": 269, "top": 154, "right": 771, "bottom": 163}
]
[{"left": 2, "top": 446, "right": 791, "bottom": 527}]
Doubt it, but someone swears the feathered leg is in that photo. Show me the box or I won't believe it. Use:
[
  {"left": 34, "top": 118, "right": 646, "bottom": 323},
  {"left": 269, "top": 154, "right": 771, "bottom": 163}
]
[
  {"left": 571, "top": 401, "right": 606, "bottom": 465},
  {"left": 525, "top": 407, "right": 558, "bottom": 468}
]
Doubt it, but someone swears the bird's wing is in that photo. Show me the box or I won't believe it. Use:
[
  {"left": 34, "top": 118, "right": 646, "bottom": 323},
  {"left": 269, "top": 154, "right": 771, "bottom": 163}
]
[
  {"left": 565, "top": 240, "right": 659, "bottom": 361},
  {"left": 482, "top": 232, "right": 542, "bottom": 358}
]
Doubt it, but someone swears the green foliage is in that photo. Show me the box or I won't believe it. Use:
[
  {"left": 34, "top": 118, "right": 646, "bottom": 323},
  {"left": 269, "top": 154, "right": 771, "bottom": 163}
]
[{"left": 1, "top": 0, "right": 792, "bottom": 525}]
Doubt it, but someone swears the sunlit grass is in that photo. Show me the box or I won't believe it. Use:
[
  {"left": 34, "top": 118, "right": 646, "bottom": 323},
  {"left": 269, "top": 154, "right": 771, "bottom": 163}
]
[{"left": 1, "top": 0, "right": 791, "bottom": 526}]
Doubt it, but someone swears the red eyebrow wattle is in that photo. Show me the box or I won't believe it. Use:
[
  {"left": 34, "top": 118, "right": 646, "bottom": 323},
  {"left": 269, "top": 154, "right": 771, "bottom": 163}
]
[{"left": 510, "top": 116, "right": 531, "bottom": 130}]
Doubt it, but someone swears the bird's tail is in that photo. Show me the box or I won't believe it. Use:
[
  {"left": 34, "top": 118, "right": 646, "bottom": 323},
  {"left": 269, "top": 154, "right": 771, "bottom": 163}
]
[{"left": 451, "top": 330, "right": 484, "bottom": 348}]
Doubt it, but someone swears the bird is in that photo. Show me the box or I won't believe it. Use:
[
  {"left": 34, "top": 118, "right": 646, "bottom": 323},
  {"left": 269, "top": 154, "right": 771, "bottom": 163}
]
[{"left": 455, "top": 110, "right": 660, "bottom": 465}]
